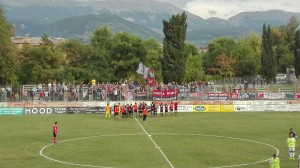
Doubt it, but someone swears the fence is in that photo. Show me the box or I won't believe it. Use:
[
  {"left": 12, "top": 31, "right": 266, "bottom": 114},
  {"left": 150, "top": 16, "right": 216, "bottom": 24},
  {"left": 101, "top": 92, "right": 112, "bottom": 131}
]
[{"left": 1, "top": 82, "right": 300, "bottom": 102}]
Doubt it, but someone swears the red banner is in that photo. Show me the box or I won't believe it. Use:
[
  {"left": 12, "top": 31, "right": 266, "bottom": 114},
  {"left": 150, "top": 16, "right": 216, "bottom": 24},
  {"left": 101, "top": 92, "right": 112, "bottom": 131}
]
[
  {"left": 152, "top": 89, "right": 178, "bottom": 98},
  {"left": 296, "top": 93, "right": 300, "bottom": 99},
  {"left": 205, "top": 92, "right": 228, "bottom": 100}
]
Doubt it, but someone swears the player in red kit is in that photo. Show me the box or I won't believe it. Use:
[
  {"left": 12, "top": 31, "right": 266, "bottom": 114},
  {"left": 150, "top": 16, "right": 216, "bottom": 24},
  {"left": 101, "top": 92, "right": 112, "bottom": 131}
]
[
  {"left": 174, "top": 101, "right": 179, "bottom": 116},
  {"left": 53, "top": 122, "right": 58, "bottom": 144}
]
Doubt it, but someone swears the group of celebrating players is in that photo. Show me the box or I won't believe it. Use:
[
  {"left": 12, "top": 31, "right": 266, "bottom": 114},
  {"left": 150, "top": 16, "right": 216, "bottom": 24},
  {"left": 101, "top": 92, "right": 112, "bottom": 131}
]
[{"left": 105, "top": 101, "right": 179, "bottom": 121}]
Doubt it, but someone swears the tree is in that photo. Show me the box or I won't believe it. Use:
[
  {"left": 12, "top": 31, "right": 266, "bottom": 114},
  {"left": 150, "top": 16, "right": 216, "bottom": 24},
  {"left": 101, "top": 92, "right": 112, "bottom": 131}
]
[
  {"left": 184, "top": 43, "right": 205, "bottom": 82},
  {"left": 295, "top": 30, "right": 300, "bottom": 78},
  {"left": 111, "top": 32, "right": 147, "bottom": 80},
  {"left": 143, "top": 38, "right": 163, "bottom": 82},
  {"left": 58, "top": 38, "right": 110, "bottom": 84},
  {"left": 162, "top": 12, "right": 188, "bottom": 84},
  {"left": 19, "top": 36, "right": 66, "bottom": 84},
  {"left": 285, "top": 16, "right": 300, "bottom": 51},
  {"left": 0, "top": 7, "right": 19, "bottom": 84},
  {"left": 234, "top": 39, "right": 260, "bottom": 76},
  {"left": 203, "top": 38, "right": 236, "bottom": 75},
  {"left": 261, "top": 24, "right": 276, "bottom": 83}
]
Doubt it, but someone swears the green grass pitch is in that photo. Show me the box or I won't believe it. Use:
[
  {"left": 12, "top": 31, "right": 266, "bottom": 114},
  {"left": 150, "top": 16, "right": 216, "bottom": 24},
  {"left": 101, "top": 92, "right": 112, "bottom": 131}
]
[{"left": 1, "top": 112, "right": 299, "bottom": 168}]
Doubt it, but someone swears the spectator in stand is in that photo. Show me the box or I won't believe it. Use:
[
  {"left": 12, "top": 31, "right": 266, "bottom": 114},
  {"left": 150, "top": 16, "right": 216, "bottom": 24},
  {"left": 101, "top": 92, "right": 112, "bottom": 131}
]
[{"left": 40, "top": 90, "right": 44, "bottom": 101}]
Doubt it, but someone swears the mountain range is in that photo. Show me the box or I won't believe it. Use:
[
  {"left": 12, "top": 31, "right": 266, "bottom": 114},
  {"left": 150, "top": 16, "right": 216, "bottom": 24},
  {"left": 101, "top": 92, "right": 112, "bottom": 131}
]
[{"left": 1, "top": 0, "right": 300, "bottom": 46}]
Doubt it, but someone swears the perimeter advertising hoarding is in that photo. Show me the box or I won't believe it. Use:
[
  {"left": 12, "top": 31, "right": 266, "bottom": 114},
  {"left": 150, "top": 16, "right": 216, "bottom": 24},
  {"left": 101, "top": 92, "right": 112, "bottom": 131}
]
[
  {"left": 234, "top": 105, "right": 248, "bottom": 112},
  {"left": 0, "top": 103, "right": 8, "bottom": 107},
  {"left": 24, "top": 107, "right": 67, "bottom": 114},
  {"left": 274, "top": 104, "right": 300, "bottom": 111},
  {"left": 67, "top": 107, "right": 105, "bottom": 114},
  {"left": 24, "top": 107, "right": 54, "bottom": 115},
  {"left": 0, "top": 108, "right": 23, "bottom": 115},
  {"left": 248, "top": 104, "right": 275, "bottom": 111},
  {"left": 177, "top": 105, "right": 193, "bottom": 112},
  {"left": 220, "top": 105, "right": 234, "bottom": 112},
  {"left": 193, "top": 105, "right": 221, "bottom": 112},
  {"left": 54, "top": 107, "right": 67, "bottom": 114}
]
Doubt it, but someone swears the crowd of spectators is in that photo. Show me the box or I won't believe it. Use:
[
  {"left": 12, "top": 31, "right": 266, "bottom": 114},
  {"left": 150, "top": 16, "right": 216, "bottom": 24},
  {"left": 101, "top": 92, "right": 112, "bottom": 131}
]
[
  {"left": 0, "top": 77, "right": 277, "bottom": 102},
  {"left": 1, "top": 79, "right": 218, "bottom": 102}
]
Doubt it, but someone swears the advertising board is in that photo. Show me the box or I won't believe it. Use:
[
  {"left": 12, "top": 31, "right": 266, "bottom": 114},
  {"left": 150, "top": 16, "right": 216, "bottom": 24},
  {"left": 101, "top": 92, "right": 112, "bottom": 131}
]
[
  {"left": 193, "top": 105, "right": 221, "bottom": 112},
  {"left": 67, "top": 107, "right": 105, "bottom": 114},
  {"left": 0, "top": 108, "right": 23, "bottom": 115},
  {"left": 24, "top": 107, "right": 54, "bottom": 115},
  {"left": 234, "top": 105, "right": 248, "bottom": 112},
  {"left": 178, "top": 105, "right": 193, "bottom": 112},
  {"left": 220, "top": 105, "right": 234, "bottom": 112}
]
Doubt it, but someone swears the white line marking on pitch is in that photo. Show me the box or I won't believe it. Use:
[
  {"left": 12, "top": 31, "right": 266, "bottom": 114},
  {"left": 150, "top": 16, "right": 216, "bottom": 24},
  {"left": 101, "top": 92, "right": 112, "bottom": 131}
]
[
  {"left": 39, "top": 133, "right": 279, "bottom": 168},
  {"left": 134, "top": 117, "right": 175, "bottom": 168},
  {"left": 40, "top": 133, "right": 145, "bottom": 168},
  {"left": 151, "top": 133, "right": 280, "bottom": 168}
]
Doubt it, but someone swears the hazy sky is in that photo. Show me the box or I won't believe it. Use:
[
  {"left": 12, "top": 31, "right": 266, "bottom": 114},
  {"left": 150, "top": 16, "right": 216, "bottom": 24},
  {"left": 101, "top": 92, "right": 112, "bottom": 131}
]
[{"left": 158, "top": 0, "right": 300, "bottom": 19}]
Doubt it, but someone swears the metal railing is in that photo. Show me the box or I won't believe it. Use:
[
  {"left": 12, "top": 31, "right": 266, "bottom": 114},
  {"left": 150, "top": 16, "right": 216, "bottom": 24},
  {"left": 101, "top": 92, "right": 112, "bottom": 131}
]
[{"left": 1, "top": 83, "right": 300, "bottom": 102}]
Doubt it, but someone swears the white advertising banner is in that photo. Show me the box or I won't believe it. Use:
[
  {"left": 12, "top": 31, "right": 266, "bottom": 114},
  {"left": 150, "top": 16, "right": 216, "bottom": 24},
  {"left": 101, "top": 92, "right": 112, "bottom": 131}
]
[
  {"left": 0, "top": 103, "right": 8, "bottom": 107},
  {"left": 274, "top": 104, "right": 300, "bottom": 112},
  {"left": 289, "top": 104, "right": 300, "bottom": 111},
  {"left": 264, "top": 93, "right": 285, "bottom": 99},
  {"left": 234, "top": 105, "right": 249, "bottom": 112},
  {"left": 178, "top": 105, "right": 193, "bottom": 112},
  {"left": 248, "top": 104, "right": 275, "bottom": 111},
  {"left": 234, "top": 100, "right": 287, "bottom": 105},
  {"left": 274, "top": 105, "right": 290, "bottom": 111}
]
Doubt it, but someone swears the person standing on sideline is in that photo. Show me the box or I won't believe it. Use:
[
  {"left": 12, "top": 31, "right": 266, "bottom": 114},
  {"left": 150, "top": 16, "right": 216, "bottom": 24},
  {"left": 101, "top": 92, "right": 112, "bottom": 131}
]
[
  {"left": 287, "top": 133, "right": 296, "bottom": 160},
  {"left": 270, "top": 153, "right": 280, "bottom": 168},
  {"left": 105, "top": 103, "right": 111, "bottom": 119},
  {"left": 160, "top": 102, "right": 164, "bottom": 117},
  {"left": 143, "top": 107, "right": 148, "bottom": 121},
  {"left": 289, "top": 128, "right": 297, "bottom": 138},
  {"left": 121, "top": 105, "right": 127, "bottom": 121},
  {"left": 53, "top": 122, "right": 58, "bottom": 144},
  {"left": 174, "top": 101, "right": 179, "bottom": 116},
  {"left": 114, "top": 104, "right": 119, "bottom": 121},
  {"left": 133, "top": 102, "right": 138, "bottom": 117},
  {"left": 150, "top": 102, "right": 156, "bottom": 117},
  {"left": 298, "top": 154, "right": 300, "bottom": 168}
]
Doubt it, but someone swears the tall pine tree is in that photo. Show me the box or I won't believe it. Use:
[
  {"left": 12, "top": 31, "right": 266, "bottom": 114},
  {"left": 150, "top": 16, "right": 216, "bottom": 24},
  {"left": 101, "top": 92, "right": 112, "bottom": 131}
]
[
  {"left": 294, "top": 30, "right": 300, "bottom": 78},
  {"left": 261, "top": 24, "right": 277, "bottom": 83},
  {"left": 162, "top": 12, "right": 188, "bottom": 84}
]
